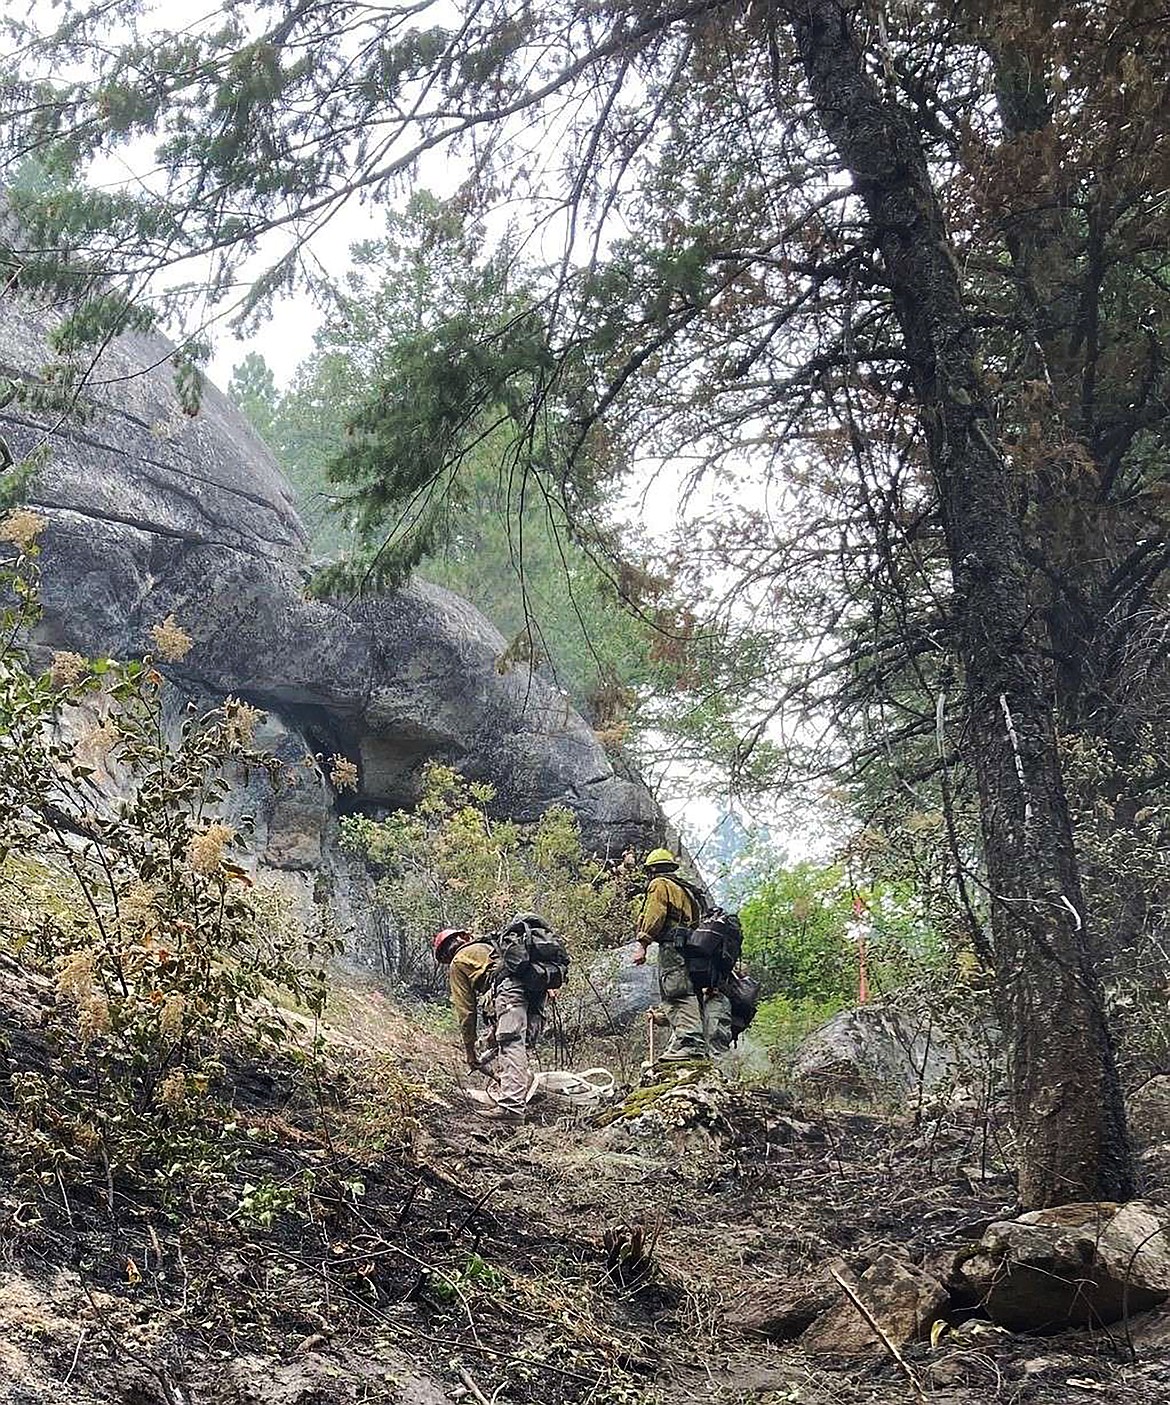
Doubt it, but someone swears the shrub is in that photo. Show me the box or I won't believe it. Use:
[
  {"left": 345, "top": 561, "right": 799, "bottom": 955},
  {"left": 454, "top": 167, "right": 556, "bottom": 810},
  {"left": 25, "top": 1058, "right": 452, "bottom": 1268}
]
[
  {"left": 0, "top": 517, "right": 335, "bottom": 1194},
  {"left": 739, "top": 862, "right": 856, "bottom": 1004},
  {"left": 737, "top": 859, "right": 949, "bottom": 1062},
  {"left": 340, "top": 763, "right": 637, "bottom": 988},
  {"left": 753, "top": 992, "right": 850, "bottom": 1064}
]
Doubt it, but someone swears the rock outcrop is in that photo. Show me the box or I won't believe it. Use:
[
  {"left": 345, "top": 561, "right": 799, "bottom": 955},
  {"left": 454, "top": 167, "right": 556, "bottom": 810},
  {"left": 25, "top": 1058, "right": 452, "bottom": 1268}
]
[
  {"left": 792, "top": 1003, "right": 998, "bottom": 1104},
  {"left": 0, "top": 296, "right": 667, "bottom": 964},
  {"left": 950, "top": 1200, "right": 1170, "bottom": 1330}
]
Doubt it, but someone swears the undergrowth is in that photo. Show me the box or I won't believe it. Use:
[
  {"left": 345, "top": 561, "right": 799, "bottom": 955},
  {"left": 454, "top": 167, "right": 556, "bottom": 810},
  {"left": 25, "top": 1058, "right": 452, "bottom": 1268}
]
[{"left": 0, "top": 513, "right": 343, "bottom": 1202}]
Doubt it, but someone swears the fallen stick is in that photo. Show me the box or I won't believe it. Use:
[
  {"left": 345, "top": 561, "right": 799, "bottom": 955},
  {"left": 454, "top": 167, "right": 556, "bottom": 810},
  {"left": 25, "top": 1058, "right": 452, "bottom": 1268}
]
[
  {"left": 828, "top": 1267, "right": 927, "bottom": 1401},
  {"left": 458, "top": 1366, "right": 492, "bottom": 1405},
  {"left": 63, "top": 1328, "right": 86, "bottom": 1387}
]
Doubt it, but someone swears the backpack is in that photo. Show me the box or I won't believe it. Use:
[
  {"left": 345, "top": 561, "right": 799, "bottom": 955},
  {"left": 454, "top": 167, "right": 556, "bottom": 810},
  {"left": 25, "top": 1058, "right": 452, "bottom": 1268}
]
[
  {"left": 682, "top": 907, "right": 743, "bottom": 984},
  {"left": 494, "top": 912, "right": 571, "bottom": 995},
  {"left": 670, "top": 875, "right": 708, "bottom": 928},
  {"left": 655, "top": 877, "right": 757, "bottom": 1038},
  {"left": 723, "top": 970, "right": 762, "bottom": 1040}
]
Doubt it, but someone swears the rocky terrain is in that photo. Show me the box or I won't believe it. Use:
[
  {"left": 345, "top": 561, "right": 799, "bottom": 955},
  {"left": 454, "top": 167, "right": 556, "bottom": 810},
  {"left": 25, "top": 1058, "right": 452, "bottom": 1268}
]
[
  {"left": 2, "top": 947, "right": 1170, "bottom": 1405},
  {"left": 0, "top": 294, "right": 667, "bottom": 967}
]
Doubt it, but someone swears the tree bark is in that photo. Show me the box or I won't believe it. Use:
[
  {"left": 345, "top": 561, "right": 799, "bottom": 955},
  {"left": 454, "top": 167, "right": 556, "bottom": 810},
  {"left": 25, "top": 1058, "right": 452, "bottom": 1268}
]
[{"left": 780, "top": 0, "right": 1132, "bottom": 1206}]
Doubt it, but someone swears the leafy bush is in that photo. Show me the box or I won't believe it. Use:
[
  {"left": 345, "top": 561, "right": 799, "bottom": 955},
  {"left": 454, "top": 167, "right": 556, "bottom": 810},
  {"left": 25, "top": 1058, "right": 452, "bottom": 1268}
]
[
  {"left": 753, "top": 992, "right": 850, "bottom": 1064},
  {"left": 739, "top": 862, "right": 856, "bottom": 1004},
  {"left": 0, "top": 516, "right": 335, "bottom": 1193},
  {"left": 737, "top": 859, "right": 948, "bottom": 1058},
  {"left": 339, "top": 763, "right": 637, "bottom": 989}
]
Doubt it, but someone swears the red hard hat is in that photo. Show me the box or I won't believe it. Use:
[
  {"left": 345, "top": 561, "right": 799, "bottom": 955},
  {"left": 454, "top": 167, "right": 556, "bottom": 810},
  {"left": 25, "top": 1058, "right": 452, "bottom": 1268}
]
[{"left": 433, "top": 927, "right": 469, "bottom": 959}]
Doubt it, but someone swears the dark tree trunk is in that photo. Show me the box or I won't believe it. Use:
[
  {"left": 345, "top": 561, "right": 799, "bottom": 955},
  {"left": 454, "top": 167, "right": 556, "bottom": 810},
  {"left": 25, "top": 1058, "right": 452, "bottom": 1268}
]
[
  {"left": 989, "top": 40, "right": 1169, "bottom": 975},
  {"left": 781, "top": 0, "right": 1132, "bottom": 1206}
]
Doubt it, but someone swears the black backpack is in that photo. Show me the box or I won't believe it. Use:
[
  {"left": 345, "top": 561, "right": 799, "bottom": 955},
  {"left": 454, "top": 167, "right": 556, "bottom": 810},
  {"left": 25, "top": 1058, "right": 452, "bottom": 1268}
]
[
  {"left": 683, "top": 907, "right": 743, "bottom": 983},
  {"left": 723, "top": 970, "right": 762, "bottom": 1039},
  {"left": 494, "top": 912, "right": 571, "bottom": 994},
  {"left": 682, "top": 905, "right": 761, "bottom": 1040}
]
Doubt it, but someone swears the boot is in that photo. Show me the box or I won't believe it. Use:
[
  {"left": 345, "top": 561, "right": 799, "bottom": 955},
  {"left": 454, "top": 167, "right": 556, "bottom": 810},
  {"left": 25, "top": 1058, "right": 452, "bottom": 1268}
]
[{"left": 471, "top": 1102, "right": 526, "bottom": 1124}]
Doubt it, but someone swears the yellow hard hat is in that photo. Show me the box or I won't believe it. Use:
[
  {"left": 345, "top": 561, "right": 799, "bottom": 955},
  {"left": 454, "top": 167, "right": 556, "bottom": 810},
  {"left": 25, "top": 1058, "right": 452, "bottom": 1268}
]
[{"left": 644, "top": 847, "right": 678, "bottom": 870}]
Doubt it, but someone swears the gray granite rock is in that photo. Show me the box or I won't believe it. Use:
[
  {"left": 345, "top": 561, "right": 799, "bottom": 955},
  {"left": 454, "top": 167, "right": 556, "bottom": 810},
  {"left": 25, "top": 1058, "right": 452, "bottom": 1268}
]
[
  {"left": 792, "top": 1002, "right": 998, "bottom": 1104},
  {"left": 801, "top": 1255, "right": 947, "bottom": 1356},
  {"left": 0, "top": 294, "right": 667, "bottom": 966},
  {"left": 950, "top": 1200, "right": 1170, "bottom": 1330}
]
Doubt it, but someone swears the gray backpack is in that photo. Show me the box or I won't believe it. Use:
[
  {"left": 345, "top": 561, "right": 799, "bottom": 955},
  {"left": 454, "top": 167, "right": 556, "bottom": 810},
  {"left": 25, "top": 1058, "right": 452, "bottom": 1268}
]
[{"left": 494, "top": 912, "right": 570, "bottom": 994}]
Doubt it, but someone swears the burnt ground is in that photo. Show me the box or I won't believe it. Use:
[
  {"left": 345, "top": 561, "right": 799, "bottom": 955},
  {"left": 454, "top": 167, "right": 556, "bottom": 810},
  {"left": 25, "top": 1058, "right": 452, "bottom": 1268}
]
[{"left": 0, "top": 962, "right": 1168, "bottom": 1405}]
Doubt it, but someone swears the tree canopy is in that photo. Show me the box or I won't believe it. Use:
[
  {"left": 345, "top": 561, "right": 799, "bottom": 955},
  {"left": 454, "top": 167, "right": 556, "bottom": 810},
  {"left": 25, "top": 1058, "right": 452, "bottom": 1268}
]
[
  {"left": 5, "top": 0, "right": 1170, "bottom": 1204},
  {"left": 225, "top": 196, "right": 667, "bottom": 724}
]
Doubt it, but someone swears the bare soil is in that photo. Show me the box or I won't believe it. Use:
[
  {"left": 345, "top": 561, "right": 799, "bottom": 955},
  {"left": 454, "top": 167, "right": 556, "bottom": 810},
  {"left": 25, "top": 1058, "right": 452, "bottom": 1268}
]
[{"left": 1, "top": 966, "right": 1167, "bottom": 1405}]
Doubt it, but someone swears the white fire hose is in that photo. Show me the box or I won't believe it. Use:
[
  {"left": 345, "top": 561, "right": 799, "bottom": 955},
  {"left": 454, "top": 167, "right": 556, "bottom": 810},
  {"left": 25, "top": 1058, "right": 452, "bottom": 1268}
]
[{"left": 526, "top": 1067, "right": 616, "bottom": 1110}]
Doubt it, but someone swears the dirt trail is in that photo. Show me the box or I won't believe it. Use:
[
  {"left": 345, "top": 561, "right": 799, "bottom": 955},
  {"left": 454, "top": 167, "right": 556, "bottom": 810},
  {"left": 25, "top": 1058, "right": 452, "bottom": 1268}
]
[{"left": 1, "top": 977, "right": 1168, "bottom": 1404}]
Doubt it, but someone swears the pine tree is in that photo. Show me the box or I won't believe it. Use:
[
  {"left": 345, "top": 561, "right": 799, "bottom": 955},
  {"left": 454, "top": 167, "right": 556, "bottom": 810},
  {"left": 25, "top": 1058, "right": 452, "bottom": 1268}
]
[{"left": 5, "top": 0, "right": 1168, "bottom": 1203}]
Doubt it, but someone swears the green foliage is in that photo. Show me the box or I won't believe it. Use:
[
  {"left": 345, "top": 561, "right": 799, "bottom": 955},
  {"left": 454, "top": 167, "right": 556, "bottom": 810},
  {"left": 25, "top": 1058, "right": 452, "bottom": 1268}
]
[
  {"left": 736, "top": 857, "right": 948, "bottom": 1059},
  {"left": 0, "top": 519, "right": 336, "bottom": 1195},
  {"left": 5, "top": 0, "right": 1165, "bottom": 1197},
  {"left": 752, "top": 992, "right": 849, "bottom": 1064},
  {"left": 236, "top": 1173, "right": 306, "bottom": 1229},
  {"left": 339, "top": 763, "right": 636, "bottom": 987},
  {"left": 227, "top": 351, "right": 277, "bottom": 443},
  {"left": 0, "top": 437, "right": 50, "bottom": 513},
  {"left": 227, "top": 196, "right": 666, "bottom": 720},
  {"left": 425, "top": 1249, "right": 503, "bottom": 1304},
  {"left": 740, "top": 863, "right": 855, "bottom": 1005}
]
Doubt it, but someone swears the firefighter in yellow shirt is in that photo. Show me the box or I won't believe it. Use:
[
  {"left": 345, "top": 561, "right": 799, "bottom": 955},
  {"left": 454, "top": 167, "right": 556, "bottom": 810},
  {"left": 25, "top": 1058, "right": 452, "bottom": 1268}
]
[
  {"left": 432, "top": 926, "right": 544, "bottom": 1123},
  {"left": 632, "top": 849, "right": 732, "bottom": 1062}
]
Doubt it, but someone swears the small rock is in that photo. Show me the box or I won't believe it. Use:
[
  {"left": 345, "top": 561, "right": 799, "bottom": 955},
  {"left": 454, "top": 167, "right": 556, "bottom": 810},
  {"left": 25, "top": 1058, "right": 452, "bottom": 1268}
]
[
  {"left": 732, "top": 1269, "right": 838, "bottom": 1341},
  {"left": 1127, "top": 1304, "right": 1170, "bottom": 1351},
  {"left": 768, "top": 1115, "right": 825, "bottom": 1144},
  {"left": 801, "top": 1255, "right": 948, "bottom": 1356}
]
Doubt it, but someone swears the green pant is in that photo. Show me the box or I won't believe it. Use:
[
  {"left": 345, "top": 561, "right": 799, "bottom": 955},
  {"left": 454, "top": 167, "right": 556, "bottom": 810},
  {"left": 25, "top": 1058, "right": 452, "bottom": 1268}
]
[
  {"left": 703, "top": 987, "right": 734, "bottom": 1058},
  {"left": 658, "top": 944, "right": 734, "bottom": 1061}
]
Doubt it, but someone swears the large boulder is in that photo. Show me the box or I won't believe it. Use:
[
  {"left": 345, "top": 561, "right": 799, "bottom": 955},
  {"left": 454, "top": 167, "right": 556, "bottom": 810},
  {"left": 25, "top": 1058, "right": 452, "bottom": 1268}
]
[
  {"left": 792, "top": 1003, "right": 996, "bottom": 1103},
  {"left": 578, "top": 944, "right": 660, "bottom": 1027},
  {"left": 950, "top": 1200, "right": 1170, "bottom": 1330},
  {"left": 0, "top": 296, "right": 667, "bottom": 965}
]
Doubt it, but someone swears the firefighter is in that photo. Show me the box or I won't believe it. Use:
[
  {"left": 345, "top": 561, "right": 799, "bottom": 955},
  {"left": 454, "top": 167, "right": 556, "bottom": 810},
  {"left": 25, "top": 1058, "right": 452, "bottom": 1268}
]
[
  {"left": 433, "top": 919, "right": 560, "bottom": 1123},
  {"left": 631, "top": 849, "right": 732, "bottom": 1061}
]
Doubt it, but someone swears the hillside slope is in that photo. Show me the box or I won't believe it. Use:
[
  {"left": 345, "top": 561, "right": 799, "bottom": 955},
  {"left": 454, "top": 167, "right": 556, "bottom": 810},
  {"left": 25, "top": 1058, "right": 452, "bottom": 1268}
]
[{"left": 2, "top": 959, "right": 1169, "bottom": 1405}]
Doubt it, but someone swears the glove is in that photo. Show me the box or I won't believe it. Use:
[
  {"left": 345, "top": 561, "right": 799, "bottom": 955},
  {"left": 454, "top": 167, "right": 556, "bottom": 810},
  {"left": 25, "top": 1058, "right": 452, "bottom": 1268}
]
[{"left": 631, "top": 942, "right": 648, "bottom": 967}]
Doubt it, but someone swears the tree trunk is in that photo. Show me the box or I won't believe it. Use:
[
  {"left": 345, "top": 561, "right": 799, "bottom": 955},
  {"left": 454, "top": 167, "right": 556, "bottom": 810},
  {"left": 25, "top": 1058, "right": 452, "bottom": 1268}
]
[
  {"left": 987, "top": 34, "right": 1169, "bottom": 977},
  {"left": 781, "top": 0, "right": 1132, "bottom": 1206}
]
